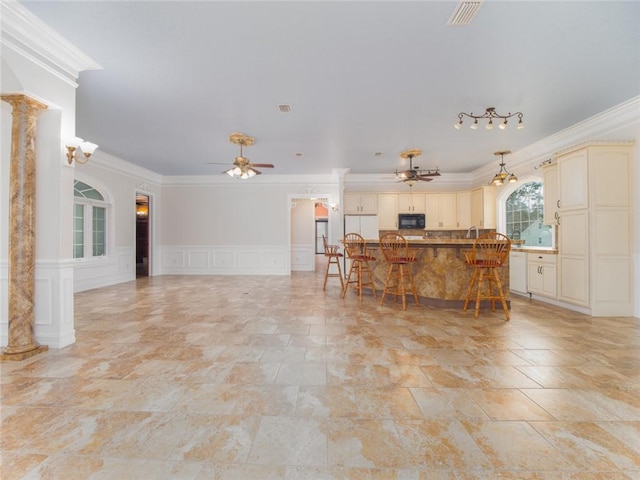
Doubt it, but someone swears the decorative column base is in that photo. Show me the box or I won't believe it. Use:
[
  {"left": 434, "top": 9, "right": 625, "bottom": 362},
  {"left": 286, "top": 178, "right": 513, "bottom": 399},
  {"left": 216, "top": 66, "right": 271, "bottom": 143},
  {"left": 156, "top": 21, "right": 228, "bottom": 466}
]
[{"left": 1, "top": 344, "right": 48, "bottom": 361}]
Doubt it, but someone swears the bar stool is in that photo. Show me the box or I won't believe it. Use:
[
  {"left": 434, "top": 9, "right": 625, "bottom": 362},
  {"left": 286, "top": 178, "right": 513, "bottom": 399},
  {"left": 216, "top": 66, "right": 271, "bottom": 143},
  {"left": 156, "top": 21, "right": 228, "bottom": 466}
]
[
  {"left": 379, "top": 232, "right": 419, "bottom": 310},
  {"left": 463, "top": 232, "right": 512, "bottom": 320},
  {"left": 322, "top": 235, "right": 344, "bottom": 290},
  {"left": 342, "top": 232, "right": 377, "bottom": 302}
]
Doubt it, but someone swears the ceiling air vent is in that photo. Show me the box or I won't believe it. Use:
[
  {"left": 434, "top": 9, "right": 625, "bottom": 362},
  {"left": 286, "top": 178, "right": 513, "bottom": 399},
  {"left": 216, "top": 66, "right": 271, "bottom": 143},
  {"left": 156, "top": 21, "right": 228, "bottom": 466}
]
[
  {"left": 447, "top": 0, "right": 484, "bottom": 26},
  {"left": 277, "top": 104, "right": 292, "bottom": 113}
]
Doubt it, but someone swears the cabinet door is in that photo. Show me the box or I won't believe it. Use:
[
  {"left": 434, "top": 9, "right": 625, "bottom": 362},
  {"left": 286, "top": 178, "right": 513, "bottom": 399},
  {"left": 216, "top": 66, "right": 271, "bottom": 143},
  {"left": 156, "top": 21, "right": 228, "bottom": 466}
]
[
  {"left": 344, "top": 195, "right": 361, "bottom": 214},
  {"left": 470, "top": 187, "right": 495, "bottom": 228},
  {"left": 359, "top": 194, "right": 378, "bottom": 214},
  {"left": 398, "top": 193, "right": 425, "bottom": 213},
  {"left": 378, "top": 194, "right": 398, "bottom": 230},
  {"left": 344, "top": 194, "right": 377, "bottom": 214},
  {"left": 558, "top": 149, "right": 588, "bottom": 210},
  {"left": 543, "top": 165, "right": 559, "bottom": 225},
  {"left": 470, "top": 188, "right": 483, "bottom": 227},
  {"left": 527, "top": 262, "right": 544, "bottom": 294},
  {"left": 424, "top": 194, "right": 440, "bottom": 228},
  {"left": 456, "top": 191, "right": 471, "bottom": 229},
  {"left": 438, "top": 193, "right": 457, "bottom": 228},
  {"left": 541, "top": 264, "right": 557, "bottom": 297}
]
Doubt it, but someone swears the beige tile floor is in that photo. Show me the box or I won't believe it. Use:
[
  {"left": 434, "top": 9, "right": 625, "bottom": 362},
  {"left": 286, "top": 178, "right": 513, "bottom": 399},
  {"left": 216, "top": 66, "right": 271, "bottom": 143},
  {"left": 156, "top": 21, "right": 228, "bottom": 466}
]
[{"left": 1, "top": 265, "right": 639, "bottom": 479}]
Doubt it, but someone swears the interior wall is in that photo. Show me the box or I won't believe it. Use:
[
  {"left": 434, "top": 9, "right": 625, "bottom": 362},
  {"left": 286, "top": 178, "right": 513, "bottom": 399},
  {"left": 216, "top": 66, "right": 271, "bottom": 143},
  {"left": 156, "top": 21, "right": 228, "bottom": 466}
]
[
  {"left": 291, "top": 201, "right": 314, "bottom": 245},
  {"left": 160, "top": 184, "right": 289, "bottom": 246}
]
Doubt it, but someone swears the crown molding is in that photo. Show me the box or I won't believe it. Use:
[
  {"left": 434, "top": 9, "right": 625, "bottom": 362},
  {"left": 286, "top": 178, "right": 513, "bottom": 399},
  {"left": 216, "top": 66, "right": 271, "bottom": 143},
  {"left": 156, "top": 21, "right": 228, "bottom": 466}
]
[
  {"left": 82, "top": 150, "right": 163, "bottom": 185},
  {"left": 344, "top": 172, "right": 474, "bottom": 192},
  {"left": 161, "top": 173, "right": 336, "bottom": 187},
  {"left": 1, "top": 1, "right": 102, "bottom": 87}
]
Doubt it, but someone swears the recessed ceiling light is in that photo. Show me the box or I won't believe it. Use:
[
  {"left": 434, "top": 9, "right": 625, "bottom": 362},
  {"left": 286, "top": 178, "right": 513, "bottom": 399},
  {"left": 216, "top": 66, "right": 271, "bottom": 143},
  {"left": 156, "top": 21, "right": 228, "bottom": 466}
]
[
  {"left": 295, "top": 152, "right": 303, "bottom": 157},
  {"left": 374, "top": 152, "right": 383, "bottom": 156},
  {"left": 278, "top": 104, "right": 292, "bottom": 113}
]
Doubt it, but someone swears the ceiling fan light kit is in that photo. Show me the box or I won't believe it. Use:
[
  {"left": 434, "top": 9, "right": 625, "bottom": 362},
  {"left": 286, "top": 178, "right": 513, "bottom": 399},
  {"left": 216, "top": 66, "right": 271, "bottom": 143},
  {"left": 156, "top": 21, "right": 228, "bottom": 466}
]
[
  {"left": 454, "top": 107, "right": 524, "bottom": 130},
  {"left": 394, "top": 148, "right": 440, "bottom": 188},
  {"left": 210, "top": 132, "right": 274, "bottom": 179}
]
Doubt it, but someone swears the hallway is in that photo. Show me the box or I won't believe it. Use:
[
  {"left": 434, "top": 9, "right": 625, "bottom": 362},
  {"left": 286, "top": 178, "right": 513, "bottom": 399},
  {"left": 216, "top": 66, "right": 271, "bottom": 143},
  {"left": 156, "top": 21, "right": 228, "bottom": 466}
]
[{"left": 1, "top": 271, "right": 639, "bottom": 479}]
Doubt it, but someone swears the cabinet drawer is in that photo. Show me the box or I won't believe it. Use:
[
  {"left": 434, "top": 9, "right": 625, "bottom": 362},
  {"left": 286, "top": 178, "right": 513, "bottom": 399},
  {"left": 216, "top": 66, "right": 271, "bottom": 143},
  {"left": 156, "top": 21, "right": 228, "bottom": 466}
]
[{"left": 527, "top": 252, "right": 556, "bottom": 265}]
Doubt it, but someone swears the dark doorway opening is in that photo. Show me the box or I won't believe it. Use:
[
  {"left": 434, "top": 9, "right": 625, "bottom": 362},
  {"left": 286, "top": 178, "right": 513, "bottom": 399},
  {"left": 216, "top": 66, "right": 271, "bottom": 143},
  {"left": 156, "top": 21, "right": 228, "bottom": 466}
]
[{"left": 136, "top": 194, "right": 150, "bottom": 277}]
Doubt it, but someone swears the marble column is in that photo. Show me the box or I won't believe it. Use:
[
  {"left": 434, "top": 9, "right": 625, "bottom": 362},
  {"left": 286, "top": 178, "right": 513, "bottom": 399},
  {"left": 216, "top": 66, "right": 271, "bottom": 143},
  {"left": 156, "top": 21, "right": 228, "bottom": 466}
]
[{"left": 1, "top": 94, "right": 49, "bottom": 361}]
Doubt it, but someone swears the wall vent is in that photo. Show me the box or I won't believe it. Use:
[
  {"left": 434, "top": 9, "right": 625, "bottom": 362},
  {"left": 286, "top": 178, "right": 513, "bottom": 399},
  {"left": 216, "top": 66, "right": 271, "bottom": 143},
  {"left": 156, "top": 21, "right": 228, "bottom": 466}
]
[
  {"left": 278, "top": 104, "right": 292, "bottom": 113},
  {"left": 447, "top": 0, "right": 484, "bottom": 25}
]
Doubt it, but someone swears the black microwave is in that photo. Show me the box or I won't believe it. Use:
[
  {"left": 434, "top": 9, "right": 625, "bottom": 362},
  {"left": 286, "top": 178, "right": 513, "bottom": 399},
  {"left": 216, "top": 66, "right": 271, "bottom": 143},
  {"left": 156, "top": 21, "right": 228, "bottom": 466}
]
[{"left": 398, "top": 213, "right": 425, "bottom": 229}]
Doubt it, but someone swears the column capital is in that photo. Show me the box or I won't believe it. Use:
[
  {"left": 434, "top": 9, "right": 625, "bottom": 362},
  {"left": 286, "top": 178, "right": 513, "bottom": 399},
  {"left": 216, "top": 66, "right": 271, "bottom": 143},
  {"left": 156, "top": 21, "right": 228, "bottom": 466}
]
[{"left": 1, "top": 94, "right": 48, "bottom": 113}]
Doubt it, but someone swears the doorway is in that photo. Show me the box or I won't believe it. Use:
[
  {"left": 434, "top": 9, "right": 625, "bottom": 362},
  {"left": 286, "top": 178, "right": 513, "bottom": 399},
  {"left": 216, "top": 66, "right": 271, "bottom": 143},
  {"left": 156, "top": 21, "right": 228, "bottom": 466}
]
[{"left": 136, "top": 194, "right": 150, "bottom": 277}]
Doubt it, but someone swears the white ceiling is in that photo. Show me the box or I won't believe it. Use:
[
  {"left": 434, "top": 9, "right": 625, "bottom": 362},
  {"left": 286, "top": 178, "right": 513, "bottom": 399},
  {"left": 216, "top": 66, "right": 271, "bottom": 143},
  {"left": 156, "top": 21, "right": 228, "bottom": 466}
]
[{"left": 20, "top": 1, "right": 640, "bottom": 177}]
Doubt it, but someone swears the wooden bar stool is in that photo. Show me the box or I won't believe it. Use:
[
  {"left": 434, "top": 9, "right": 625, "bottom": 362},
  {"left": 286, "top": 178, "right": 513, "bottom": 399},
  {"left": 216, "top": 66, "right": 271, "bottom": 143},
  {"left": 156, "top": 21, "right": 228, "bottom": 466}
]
[
  {"left": 379, "top": 232, "right": 419, "bottom": 310},
  {"left": 463, "top": 232, "right": 512, "bottom": 320},
  {"left": 322, "top": 235, "right": 344, "bottom": 290},
  {"left": 341, "top": 232, "right": 377, "bottom": 302}
]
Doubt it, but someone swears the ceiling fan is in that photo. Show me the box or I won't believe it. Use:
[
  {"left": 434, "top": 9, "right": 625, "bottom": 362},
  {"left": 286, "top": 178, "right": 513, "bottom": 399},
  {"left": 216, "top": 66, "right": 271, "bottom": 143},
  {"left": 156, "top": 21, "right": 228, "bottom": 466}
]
[
  {"left": 208, "top": 132, "right": 274, "bottom": 179},
  {"left": 394, "top": 148, "right": 440, "bottom": 187}
]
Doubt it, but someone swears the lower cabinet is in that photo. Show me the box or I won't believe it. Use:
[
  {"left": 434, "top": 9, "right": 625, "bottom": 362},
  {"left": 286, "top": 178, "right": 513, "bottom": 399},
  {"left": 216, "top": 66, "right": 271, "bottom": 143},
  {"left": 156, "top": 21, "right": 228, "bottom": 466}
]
[{"left": 527, "top": 253, "right": 557, "bottom": 298}]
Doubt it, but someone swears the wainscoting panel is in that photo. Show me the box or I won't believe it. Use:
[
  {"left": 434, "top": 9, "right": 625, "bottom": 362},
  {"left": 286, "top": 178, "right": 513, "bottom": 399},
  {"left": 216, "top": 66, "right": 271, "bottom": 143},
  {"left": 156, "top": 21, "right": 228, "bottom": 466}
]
[
  {"left": 291, "top": 244, "right": 315, "bottom": 271},
  {"left": 158, "top": 245, "right": 289, "bottom": 275}
]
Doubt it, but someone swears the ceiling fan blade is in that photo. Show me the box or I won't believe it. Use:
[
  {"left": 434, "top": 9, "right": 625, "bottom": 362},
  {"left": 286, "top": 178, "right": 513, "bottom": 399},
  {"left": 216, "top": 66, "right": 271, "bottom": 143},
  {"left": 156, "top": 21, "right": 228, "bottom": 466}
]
[
  {"left": 253, "top": 169, "right": 262, "bottom": 175},
  {"left": 416, "top": 177, "right": 433, "bottom": 182},
  {"left": 207, "top": 162, "right": 231, "bottom": 165},
  {"left": 249, "top": 163, "right": 274, "bottom": 168}
]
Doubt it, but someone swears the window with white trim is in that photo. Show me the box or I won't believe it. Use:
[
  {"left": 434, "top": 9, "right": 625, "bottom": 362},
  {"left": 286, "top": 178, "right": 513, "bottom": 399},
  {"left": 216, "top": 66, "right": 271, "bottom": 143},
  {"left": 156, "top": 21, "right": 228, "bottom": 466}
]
[
  {"left": 505, "top": 181, "right": 553, "bottom": 247},
  {"left": 74, "top": 180, "right": 108, "bottom": 259}
]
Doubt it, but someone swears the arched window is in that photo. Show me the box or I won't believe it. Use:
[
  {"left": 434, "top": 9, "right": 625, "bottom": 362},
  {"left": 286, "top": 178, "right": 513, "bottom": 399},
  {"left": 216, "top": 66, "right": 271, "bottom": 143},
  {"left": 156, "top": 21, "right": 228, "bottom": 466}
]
[
  {"left": 505, "top": 181, "right": 553, "bottom": 247},
  {"left": 74, "top": 180, "right": 109, "bottom": 259}
]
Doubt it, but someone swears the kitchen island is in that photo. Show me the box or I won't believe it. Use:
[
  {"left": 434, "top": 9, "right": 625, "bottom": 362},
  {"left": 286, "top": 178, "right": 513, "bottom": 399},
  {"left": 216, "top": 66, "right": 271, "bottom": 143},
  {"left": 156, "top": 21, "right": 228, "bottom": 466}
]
[{"left": 362, "top": 238, "right": 512, "bottom": 308}]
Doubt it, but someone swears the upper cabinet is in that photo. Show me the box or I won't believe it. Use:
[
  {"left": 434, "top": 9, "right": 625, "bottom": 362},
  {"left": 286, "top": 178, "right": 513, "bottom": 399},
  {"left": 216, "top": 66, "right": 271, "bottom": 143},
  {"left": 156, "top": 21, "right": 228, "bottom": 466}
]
[
  {"left": 456, "top": 191, "right": 471, "bottom": 229},
  {"left": 377, "top": 194, "right": 398, "bottom": 230},
  {"left": 424, "top": 193, "right": 457, "bottom": 229},
  {"left": 398, "top": 193, "right": 425, "bottom": 213},
  {"left": 470, "top": 186, "right": 496, "bottom": 229},
  {"left": 542, "top": 164, "right": 559, "bottom": 225},
  {"left": 344, "top": 194, "right": 377, "bottom": 214},
  {"left": 557, "top": 149, "right": 588, "bottom": 211}
]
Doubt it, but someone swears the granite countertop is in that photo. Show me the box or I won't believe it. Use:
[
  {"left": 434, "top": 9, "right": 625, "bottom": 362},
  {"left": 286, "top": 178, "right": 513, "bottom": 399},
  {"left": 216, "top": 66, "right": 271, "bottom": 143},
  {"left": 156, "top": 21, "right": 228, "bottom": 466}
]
[
  {"left": 364, "top": 237, "right": 527, "bottom": 247},
  {"left": 511, "top": 246, "right": 558, "bottom": 254}
]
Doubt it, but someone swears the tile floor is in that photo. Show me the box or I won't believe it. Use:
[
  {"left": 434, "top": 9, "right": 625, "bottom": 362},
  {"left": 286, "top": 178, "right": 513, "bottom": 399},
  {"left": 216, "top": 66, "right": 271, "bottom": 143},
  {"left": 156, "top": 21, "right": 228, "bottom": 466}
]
[{"left": 1, "top": 266, "right": 639, "bottom": 479}]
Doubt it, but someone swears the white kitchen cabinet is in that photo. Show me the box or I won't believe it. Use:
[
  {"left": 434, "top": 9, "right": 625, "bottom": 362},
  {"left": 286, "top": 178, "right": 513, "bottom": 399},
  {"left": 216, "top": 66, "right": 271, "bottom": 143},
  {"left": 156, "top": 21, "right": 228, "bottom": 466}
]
[
  {"left": 558, "top": 149, "right": 588, "bottom": 211},
  {"left": 509, "top": 251, "right": 527, "bottom": 295},
  {"left": 424, "top": 193, "right": 457, "bottom": 229},
  {"left": 470, "top": 186, "right": 496, "bottom": 229},
  {"left": 555, "top": 142, "right": 633, "bottom": 315},
  {"left": 527, "top": 252, "right": 557, "bottom": 298},
  {"left": 398, "top": 193, "right": 425, "bottom": 213},
  {"left": 456, "top": 191, "right": 471, "bottom": 229},
  {"left": 377, "top": 194, "right": 398, "bottom": 230},
  {"left": 344, "top": 194, "right": 377, "bottom": 214},
  {"left": 542, "top": 164, "right": 559, "bottom": 226}
]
